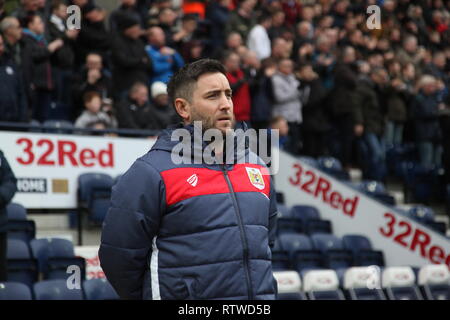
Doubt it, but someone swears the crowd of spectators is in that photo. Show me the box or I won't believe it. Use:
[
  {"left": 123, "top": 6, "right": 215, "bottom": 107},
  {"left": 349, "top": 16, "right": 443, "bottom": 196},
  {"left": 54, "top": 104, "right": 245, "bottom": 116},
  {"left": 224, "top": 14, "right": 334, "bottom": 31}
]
[{"left": 0, "top": 0, "right": 450, "bottom": 183}]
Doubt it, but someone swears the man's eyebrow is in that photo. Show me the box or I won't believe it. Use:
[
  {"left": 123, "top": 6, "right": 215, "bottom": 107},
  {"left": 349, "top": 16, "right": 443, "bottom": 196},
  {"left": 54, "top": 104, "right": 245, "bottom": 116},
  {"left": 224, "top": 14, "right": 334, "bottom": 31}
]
[{"left": 203, "top": 89, "right": 232, "bottom": 95}]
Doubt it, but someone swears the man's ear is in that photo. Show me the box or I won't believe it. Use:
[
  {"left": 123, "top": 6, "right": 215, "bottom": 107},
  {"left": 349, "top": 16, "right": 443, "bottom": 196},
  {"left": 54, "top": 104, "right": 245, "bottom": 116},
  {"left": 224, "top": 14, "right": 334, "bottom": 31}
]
[{"left": 174, "top": 98, "right": 190, "bottom": 122}]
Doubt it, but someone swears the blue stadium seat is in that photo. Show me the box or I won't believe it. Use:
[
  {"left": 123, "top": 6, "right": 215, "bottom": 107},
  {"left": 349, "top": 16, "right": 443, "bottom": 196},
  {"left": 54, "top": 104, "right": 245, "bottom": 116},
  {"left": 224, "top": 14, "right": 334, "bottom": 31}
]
[
  {"left": 418, "top": 265, "right": 450, "bottom": 300},
  {"left": 83, "top": 278, "right": 119, "bottom": 300},
  {"left": 42, "top": 120, "right": 74, "bottom": 134},
  {"left": 290, "top": 205, "right": 332, "bottom": 235},
  {"left": 382, "top": 267, "right": 423, "bottom": 300},
  {"left": 400, "top": 162, "right": 439, "bottom": 203},
  {"left": 271, "top": 239, "right": 291, "bottom": 271},
  {"left": 310, "top": 234, "right": 353, "bottom": 270},
  {"left": 78, "top": 173, "right": 114, "bottom": 223},
  {"left": 344, "top": 267, "right": 386, "bottom": 300},
  {"left": 6, "top": 239, "right": 38, "bottom": 288},
  {"left": 278, "top": 234, "right": 322, "bottom": 272},
  {"left": 342, "top": 235, "right": 385, "bottom": 267},
  {"left": 298, "top": 156, "right": 318, "bottom": 168},
  {"left": 357, "top": 181, "right": 396, "bottom": 206},
  {"left": 6, "top": 203, "right": 36, "bottom": 242},
  {"left": 303, "top": 269, "right": 345, "bottom": 300},
  {"left": 30, "top": 238, "right": 86, "bottom": 281},
  {"left": 317, "top": 156, "right": 350, "bottom": 181},
  {"left": 6, "top": 203, "right": 27, "bottom": 220},
  {"left": 385, "top": 144, "right": 417, "bottom": 178},
  {"left": 0, "top": 282, "right": 33, "bottom": 300},
  {"left": 34, "top": 280, "right": 84, "bottom": 300},
  {"left": 407, "top": 206, "right": 435, "bottom": 224}
]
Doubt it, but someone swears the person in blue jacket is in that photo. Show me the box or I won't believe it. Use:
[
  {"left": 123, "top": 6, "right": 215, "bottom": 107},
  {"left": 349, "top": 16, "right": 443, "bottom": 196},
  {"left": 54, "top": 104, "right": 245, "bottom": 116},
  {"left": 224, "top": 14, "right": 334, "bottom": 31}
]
[
  {"left": 99, "top": 58, "right": 279, "bottom": 300},
  {"left": 145, "top": 26, "right": 184, "bottom": 85}
]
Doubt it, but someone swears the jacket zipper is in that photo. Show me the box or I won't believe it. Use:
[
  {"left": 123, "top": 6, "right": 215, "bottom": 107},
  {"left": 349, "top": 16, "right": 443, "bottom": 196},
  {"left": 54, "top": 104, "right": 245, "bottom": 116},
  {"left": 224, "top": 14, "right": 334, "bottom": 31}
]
[{"left": 222, "top": 165, "right": 254, "bottom": 300}]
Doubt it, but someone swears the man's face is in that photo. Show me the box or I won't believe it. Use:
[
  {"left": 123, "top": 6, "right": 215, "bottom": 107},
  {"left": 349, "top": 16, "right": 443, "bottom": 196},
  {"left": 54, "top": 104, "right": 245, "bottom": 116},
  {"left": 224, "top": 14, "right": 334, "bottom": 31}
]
[
  {"left": 6, "top": 18, "right": 22, "bottom": 42},
  {"left": 279, "top": 60, "right": 293, "bottom": 75},
  {"left": 29, "top": 15, "right": 45, "bottom": 35},
  {"left": 185, "top": 72, "right": 235, "bottom": 135},
  {"left": 86, "top": 54, "right": 102, "bottom": 70},
  {"left": 124, "top": 25, "right": 142, "bottom": 39},
  {"left": 131, "top": 86, "right": 149, "bottom": 106},
  {"left": 149, "top": 27, "right": 165, "bottom": 47},
  {"left": 225, "top": 53, "right": 240, "bottom": 72}
]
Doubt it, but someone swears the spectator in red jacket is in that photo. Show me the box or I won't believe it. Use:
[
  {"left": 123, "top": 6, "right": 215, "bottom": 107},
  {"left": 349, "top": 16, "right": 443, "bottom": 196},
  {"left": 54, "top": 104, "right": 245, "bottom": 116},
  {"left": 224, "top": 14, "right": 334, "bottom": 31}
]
[{"left": 223, "top": 50, "right": 251, "bottom": 123}]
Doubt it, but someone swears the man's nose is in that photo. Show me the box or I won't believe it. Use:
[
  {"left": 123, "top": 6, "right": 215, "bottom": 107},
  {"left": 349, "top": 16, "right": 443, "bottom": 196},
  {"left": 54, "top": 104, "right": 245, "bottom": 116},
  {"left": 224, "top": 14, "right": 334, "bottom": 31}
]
[{"left": 219, "top": 93, "right": 232, "bottom": 110}]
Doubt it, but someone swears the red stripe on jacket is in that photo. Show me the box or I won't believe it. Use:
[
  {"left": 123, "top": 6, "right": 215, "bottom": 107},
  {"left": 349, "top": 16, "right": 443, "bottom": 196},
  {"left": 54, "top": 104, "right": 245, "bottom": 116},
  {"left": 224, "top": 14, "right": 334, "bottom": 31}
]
[{"left": 160, "top": 164, "right": 270, "bottom": 206}]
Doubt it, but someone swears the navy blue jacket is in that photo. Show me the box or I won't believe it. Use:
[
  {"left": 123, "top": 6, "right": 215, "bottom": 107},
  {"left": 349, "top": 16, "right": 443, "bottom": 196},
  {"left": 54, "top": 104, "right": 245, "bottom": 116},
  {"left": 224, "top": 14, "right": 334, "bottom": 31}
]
[
  {"left": 99, "top": 124, "right": 279, "bottom": 300},
  {"left": 411, "top": 91, "right": 442, "bottom": 142},
  {"left": 0, "top": 57, "right": 27, "bottom": 122},
  {"left": 0, "top": 150, "right": 18, "bottom": 233}
]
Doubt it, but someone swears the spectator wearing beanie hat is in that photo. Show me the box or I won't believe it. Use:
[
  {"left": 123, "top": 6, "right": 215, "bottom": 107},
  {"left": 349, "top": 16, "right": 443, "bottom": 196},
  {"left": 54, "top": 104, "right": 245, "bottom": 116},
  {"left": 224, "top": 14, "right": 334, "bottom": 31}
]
[
  {"left": 150, "top": 81, "right": 178, "bottom": 129},
  {"left": 109, "top": 0, "right": 143, "bottom": 34},
  {"left": 111, "top": 11, "right": 153, "bottom": 100}
]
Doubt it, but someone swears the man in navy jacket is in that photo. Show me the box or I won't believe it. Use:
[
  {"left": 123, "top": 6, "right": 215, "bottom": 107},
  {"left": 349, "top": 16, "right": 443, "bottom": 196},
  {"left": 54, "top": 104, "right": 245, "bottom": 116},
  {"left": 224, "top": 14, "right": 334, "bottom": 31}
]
[
  {"left": 0, "top": 150, "right": 18, "bottom": 281},
  {"left": 99, "top": 59, "right": 278, "bottom": 300}
]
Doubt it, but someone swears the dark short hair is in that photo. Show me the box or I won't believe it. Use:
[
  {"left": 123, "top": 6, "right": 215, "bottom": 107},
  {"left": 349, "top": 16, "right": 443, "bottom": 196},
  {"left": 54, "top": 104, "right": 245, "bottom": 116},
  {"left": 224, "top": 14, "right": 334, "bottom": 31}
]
[
  {"left": 167, "top": 58, "right": 226, "bottom": 108},
  {"left": 83, "top": 91, "right": 101, "bottom": 104}
]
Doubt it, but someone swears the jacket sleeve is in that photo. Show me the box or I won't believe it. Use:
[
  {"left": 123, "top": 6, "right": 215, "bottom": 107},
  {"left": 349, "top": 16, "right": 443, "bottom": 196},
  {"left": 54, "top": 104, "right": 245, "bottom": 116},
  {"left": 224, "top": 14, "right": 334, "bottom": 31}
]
[
  {"left": 268, "top": 176, "right": 278, "bottom": 248},
  {"left": 0, "top": 151, "right": 18, "bottom": 208},
  {"left": 99, "top": 158, "right": 165, "bottom": 299}
]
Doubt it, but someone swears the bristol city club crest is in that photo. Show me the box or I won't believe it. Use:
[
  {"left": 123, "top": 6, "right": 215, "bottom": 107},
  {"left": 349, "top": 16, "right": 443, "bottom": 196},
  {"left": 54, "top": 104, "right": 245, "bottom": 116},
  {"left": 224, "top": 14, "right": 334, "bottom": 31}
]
[{"left": 245, "top": 167, "right": 265, "bottom": 190}]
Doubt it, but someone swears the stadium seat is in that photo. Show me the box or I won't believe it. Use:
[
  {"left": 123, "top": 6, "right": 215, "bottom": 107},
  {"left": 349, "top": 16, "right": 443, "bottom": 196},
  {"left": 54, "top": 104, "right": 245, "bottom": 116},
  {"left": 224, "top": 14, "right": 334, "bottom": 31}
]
[
  {"left": 0, "top": 282, "right": 33, "bottom": 300},
  {"left": 276, "top": 203, "right": 303, "bottom": 235},
  {"left": 342, "top": 235, "right": 385, "bottom": 267},
  {"left": 273, "top": 271, "right": 306, "bottom": 300},
  {"left": 407, "top": 206, "right": 435, "bottom": 224},
  {"left": 344, "top": 267, "right": 386, "bottom": 300},
  {"left": 6, "top": 239, "right": 38, "bottom": 288},
  {"left": 30, "top": 238, "right": 86, "bottom": 281},
  {"left": 303, "top": 269, "right": 345, "bottom": 300},
  {"left": 6, "top": 203, "right": 27, "bottom": 220},
  {"left": 317, "top": 156, "right": 350, "bottom": 181},
  {"left": 357, "top": 181, "right": 396, "bottom": 206},
  {"left": 271, "top": 239, "right": 291, "bottom": 271},
  {"left": 42, "top": 120, "right": 74, "bottom": 134},
  {"left": 310, "top": 234, "right": 353, "bottom": 270},
  {"left": 6, "top": 202, "right": 36, "bottom": 242},
  {"left": 400, "top": 162, "right": 439, "bottom": 203},
  {"left": 34, "top": 280, "right": 84, "bottom": 300},
  {"left": 382, "top": 267, "right": 423, "bottom": 300},
  {"left": 78, "top": 173, "right": 114, "bottom": 223},
  {"left": 298, "top": 156, "right": 318, "bottom": 168},
  {"left": 418, "top": 264, "right": 450, "bottom": 300},
  {"left": 83, "top": 278, "right": 119, "bottom": 300},
  {"left": 278, "top": 234, "right": 322, "bottom": 272},
  {"left": 290, "top": 205, "right": 332, "bottom": 235}
]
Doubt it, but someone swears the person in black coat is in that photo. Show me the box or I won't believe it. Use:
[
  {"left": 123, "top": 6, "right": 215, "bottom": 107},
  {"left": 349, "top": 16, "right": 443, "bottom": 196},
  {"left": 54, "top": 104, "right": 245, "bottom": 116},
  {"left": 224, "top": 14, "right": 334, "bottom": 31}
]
[
  {"left": 0, "top": 34, "right": 27, "bottom": 122},
  {"left": 75, "top": 4, "right": 111, "bottom": 69},
  {"left": 411, "top": 75, "right": 443, "bottom": 168},
  {"left": 110, "top": 11, "right": 152, "bottom": 100},
  {"left": 21, "top": 13, "right": 63, "bottom": 122},
  {"left": 115, "top": 82, "right": 160, "bottom": 131},
  {"left": 109, "top": 0, "right": 143, "bottom": 34},
  {"left": 71, "top": 52, "right": 113, "bottom": 121},
  {"left": 48, "top": 0, "right": 79, "bottom": 120},
  {"left": 0, "top": 150, "right": 18, "bottom": 281},
  {"left": 297, "top": 63, "right": 330, "bottom": 158}
]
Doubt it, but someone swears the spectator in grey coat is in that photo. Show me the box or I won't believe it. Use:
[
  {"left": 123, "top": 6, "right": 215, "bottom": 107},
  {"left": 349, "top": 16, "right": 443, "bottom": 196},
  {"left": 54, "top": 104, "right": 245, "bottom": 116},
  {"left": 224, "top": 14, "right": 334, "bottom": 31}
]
[{"left": 271, "top": 58, "right": 303, "bottom": 154}]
